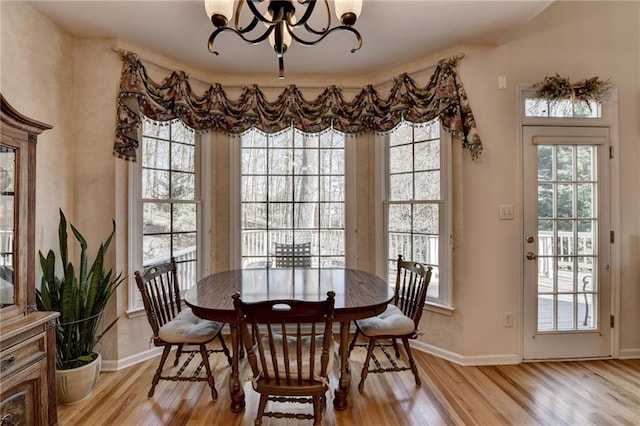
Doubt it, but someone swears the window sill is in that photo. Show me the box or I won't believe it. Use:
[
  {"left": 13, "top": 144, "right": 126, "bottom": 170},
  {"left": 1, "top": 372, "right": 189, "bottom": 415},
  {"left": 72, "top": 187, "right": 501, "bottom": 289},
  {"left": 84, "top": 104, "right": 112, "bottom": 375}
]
[
  {"left": 424, "top": 302, "right": 455, "bottom": 316},
  {"left": 125, "top": 307, "right": 146, "bottom": 319}
]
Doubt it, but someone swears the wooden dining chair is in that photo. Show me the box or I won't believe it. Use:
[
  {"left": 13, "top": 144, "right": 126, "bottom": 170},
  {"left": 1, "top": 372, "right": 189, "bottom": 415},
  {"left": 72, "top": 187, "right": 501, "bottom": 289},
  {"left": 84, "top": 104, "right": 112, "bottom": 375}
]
[
  {"left": 233, "top": 291, "right": 336, "bottom": 425},
  {"left": 348, "top": 255, "right": 432, "bottom": 391},
  {"left": 274, "top": 242, "right": 312, "bottom": 267},
  {"left": 134, "top": 257, "right": 232, "bottom": 399}
]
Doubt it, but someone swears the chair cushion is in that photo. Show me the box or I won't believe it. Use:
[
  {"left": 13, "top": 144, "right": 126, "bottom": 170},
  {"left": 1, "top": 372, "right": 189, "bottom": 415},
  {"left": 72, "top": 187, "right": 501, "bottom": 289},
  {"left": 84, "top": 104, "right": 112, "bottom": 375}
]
[
  {"left": 158, "top": 307, "right": 223, "bottom": 344},
  {"left": 258, "top": 333, "right": 335, "bottom": 382},
  {"left": 355, "top": 304, "right": 415, "bottom": 337}
]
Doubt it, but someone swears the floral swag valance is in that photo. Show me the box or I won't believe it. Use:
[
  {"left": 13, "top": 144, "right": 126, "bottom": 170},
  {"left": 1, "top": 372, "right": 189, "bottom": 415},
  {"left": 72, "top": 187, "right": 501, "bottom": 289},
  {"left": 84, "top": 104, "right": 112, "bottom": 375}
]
[{"left": 114, "top": 51, "right": 483, "bottom": 161}]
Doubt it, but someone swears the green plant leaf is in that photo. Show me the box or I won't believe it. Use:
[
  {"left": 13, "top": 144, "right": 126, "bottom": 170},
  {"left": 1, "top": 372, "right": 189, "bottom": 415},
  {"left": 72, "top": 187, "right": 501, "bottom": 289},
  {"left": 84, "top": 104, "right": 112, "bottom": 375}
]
[{"left": 38, "top": 210, "right": 124, "bottom": 369}]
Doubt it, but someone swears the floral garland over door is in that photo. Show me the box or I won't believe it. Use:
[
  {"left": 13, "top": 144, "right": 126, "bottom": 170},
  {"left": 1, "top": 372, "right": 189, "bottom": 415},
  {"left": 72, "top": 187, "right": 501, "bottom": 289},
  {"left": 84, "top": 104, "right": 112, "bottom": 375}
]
[{"left": 113, "top": 50, "right": 483, "bottom": 161}]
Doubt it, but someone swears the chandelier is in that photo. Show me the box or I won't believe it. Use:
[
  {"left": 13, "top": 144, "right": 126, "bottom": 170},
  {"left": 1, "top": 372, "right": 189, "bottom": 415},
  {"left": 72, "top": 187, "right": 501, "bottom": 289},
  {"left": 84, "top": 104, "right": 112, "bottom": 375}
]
[{"left": 204, "top": 0, "right": 363, "bottom": 78}]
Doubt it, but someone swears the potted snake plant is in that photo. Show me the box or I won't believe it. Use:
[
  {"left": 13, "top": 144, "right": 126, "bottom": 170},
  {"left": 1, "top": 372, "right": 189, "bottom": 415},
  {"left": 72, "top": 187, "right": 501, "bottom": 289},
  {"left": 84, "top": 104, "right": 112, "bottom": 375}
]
[{"left": 36, "top": 209, "right": 124, "bottom": 403}]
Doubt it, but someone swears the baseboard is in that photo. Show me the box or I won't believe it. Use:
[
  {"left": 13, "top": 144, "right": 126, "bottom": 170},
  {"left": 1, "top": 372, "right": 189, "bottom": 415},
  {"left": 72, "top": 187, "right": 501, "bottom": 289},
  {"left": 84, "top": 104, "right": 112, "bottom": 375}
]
[
  {"left": 411, "top": 340, "right": 520, "bottom": 366},
  {"left": 619, "top": 348, "right": 640, "bottom": 359},
  {"left": 101, "top": 346, "right": 166, "bottom": 372}
]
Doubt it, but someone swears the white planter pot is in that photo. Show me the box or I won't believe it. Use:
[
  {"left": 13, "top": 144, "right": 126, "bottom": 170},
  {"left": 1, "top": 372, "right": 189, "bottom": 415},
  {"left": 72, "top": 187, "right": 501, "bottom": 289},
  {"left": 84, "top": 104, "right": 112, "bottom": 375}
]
[{"left": 56, "top": 353, "right": 102, "bottom": 404}]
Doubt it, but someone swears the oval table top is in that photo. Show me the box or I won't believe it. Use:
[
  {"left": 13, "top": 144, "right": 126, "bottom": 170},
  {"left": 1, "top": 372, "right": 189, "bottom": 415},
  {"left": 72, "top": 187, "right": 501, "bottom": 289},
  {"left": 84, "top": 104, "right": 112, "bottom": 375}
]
[{"left": 185, "top": 268, "right": 394, "bottom": 323}]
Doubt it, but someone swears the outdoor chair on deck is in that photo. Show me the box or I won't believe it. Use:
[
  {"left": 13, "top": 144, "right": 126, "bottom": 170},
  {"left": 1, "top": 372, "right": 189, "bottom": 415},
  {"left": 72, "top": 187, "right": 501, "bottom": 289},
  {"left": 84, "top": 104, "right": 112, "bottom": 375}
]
[
  {"left": 134, "top": 257, "right": 232, "bottom": 399},
  {"left": 348, "top": 255, "right": 432, "bottom": 390},
  {"left": 233, "top": 291, "right": 336, "bottom": 425},
  {"left": 274, "top": 242, "right": 312, "bottom": 268}
]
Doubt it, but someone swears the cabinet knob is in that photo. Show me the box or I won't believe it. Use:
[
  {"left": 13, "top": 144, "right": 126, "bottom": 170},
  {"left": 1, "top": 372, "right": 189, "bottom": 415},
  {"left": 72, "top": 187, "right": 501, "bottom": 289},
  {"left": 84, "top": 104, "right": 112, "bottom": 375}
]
[{"left": 0, "top": 355, "right": 15, "bottom": 373}]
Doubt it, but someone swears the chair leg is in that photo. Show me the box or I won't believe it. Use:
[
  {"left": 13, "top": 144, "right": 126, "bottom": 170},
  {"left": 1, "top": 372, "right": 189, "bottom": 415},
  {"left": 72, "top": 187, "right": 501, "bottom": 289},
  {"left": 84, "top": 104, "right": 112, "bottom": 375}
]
[
  {"left": 199, "top": 344, "right": 218, "bottom": 400},
  {"left": 174, "top": 344, "right": 184, "bottom": 367},
  {"left": 392, "top": 338, "right": 401, "bottom": 358},
  {"left": 255, "top": 394, "right": 268, "bottom": 426},
  {"left": 217, "top": 332, "right": 232, "bottom": 365},
  {"left": 348, "top": 328, "right": 360, "bottom": 355},
  {"left": 313, "top": 395, "right": 322, "bottom": 425},
  {"left": 358, "top": 338, "right": 376, "bottom": 391},
  {"left": 402, "top": 337, "right": 421, "bottom": 386},
  {"left": 150, "top": 345, "right": 172, "bottom": 397}
]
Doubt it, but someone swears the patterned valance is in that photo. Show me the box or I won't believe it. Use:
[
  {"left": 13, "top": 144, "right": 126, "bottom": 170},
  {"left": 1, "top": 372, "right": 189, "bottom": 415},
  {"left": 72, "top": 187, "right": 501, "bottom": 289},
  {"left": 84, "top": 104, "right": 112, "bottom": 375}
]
[{"left": 114, "top": 50, "right": 483, "bottom": 161}]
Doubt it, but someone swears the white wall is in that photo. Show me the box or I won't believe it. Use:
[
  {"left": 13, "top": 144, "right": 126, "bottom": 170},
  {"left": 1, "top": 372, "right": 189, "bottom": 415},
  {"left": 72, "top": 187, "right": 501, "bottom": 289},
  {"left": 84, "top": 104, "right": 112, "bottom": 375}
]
[{"left": 1, "top": 1, "right": 638, "bottom": 364}]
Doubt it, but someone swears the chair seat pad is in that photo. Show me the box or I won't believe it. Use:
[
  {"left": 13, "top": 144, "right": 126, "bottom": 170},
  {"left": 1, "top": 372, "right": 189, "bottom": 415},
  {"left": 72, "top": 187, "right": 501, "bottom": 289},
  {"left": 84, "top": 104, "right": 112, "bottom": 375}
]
[
  {"left": 158, "top": 307, "right": 223, "bottom": 344},
  {"left": 355, "top": 304, "right": 415, "bottom": 337},
  {"left": 259, "top": 334, "right": 335, "bottom": 382}
]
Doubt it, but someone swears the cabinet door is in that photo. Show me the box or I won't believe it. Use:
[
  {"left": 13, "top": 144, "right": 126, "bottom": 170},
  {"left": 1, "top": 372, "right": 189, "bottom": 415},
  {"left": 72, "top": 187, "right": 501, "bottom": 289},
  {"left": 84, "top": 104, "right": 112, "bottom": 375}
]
[{"left": 0, "top": 358, "right": 48, "bottom": 426}]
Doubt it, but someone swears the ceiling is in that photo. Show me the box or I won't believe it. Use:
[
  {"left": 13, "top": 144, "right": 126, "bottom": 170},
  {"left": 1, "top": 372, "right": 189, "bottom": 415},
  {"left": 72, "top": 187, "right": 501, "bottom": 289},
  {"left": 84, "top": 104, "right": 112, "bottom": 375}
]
[{"left": 28, "top": 1, "right": 553, "bottom": 78}]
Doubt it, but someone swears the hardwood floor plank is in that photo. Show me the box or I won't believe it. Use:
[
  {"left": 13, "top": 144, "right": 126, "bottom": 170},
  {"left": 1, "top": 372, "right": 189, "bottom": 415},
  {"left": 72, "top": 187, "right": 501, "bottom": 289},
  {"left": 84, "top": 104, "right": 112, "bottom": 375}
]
[{"left": 57, "top": 341, "right": 640, "bottom": 426}]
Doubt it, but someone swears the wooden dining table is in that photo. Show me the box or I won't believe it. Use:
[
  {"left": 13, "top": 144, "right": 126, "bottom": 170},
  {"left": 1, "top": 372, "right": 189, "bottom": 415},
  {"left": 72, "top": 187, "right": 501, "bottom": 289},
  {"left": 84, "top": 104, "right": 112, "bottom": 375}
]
[{"left": 184, "top": 267, "right": 393, "bottom": 412}]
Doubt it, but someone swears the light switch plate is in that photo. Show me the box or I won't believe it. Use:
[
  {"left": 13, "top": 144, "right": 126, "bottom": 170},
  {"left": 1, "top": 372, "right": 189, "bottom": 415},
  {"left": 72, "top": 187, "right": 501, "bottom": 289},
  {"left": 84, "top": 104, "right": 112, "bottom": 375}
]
[{"left": 499, "top": 204, "right": 515, "bottom": 220}]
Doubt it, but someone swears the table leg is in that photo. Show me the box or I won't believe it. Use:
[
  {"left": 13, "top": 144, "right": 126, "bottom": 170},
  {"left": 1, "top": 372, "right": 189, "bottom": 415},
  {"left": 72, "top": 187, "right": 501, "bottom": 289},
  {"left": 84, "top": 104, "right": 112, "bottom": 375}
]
[
  {"left": 333, "top": 320, "right": 351, "bottom": 410},
  {"left": 229, "top": 322, "right": 245, "bottom": 413}
]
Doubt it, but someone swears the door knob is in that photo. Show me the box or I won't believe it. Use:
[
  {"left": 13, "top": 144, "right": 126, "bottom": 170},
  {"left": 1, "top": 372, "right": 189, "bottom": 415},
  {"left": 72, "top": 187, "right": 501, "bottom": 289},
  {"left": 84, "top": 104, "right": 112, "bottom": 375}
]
[
  {"left": 526, "top": 252, "right": 537, "bottom": 260},
  {"left": 526, "top": 236, "right": 535, "bottom": 243}
]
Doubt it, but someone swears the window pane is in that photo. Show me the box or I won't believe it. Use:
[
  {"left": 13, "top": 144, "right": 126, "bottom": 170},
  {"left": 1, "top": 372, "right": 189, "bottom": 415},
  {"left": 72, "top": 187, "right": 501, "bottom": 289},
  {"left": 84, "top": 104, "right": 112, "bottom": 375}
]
[
  {"left": 143, "top": 120, "right": 170, "bottom": 139},
  {"left": 143, "top": 234, "right": 170, "bottom": 265},
  {"left": 172, "top": 143, "right": 195, "bottom": 172},
  {"left": 268, "top": 149, "right": 292, "bottom": 174},
  {"left": 171, "top": 172, "right": 195, "bottom": 200},
  {"left": 577, "top": 183, "right": 593, "bottom": 218},
  {"left": 319, "top": 203, "right": 344, "bottom": 228},
  {"left": 269, "top": 129, "right": 293, "bottom": 148},
  {"left": 388, "top": 204, "right": 411, "bottom": 233},
  {"left": 577, "top": 146, "right": 594, "bottom": 181},
  {"left": 389, "top": 145, "right": 412, "bottom": 174},
  {"left": 537, "top": 145, "right": 553, "bottom": 181},
  {"left": 243, "top": 148, "right": 267, "bottom": 174},
  {"left": 269, "top": 203, "right": 292, "bottom": 229},
  {"left": 142, "top": 138, "right": 170, "bottom": 169},
  {"left": 320, "top": 176, "right": 344, "bottom": 202},
  {"left": 415, "top": 171, "right": 440, "bottom": 200},
  {"left": 389, "top": 122, "right": 412, "bottom": 146},
  {"left": 242, "top": 203, "right": 267, "bottom": 229},
  {"left": 415, "top": 140, "right": 440, "bottom": 170},
  {"left": 390, "top": 174, "right": 413, "bottom": 201},
  {"left": 173, "top": 232, "right": 196, "bottom": 254},
  {"left": 242, "top": 176, "right": 267, "bottom": 202},
  {"left": 294, "top": 176, "right": 319, "bottom": 202},
  {"left": 414, "top": 204, "right": 439, "bottom": 234},
  {"left": 294, "top": 149, "right": 318, "bottom": 175},
  {"left": 294, "top": 203, "right": 318, "bottom": 228},
  {"left": 142, "top": 169, "right": 170, "bottom": 199},
  {"left": 143, "top": 202, "right": 170, "bottom": 234},
  {"left": 414, "top": 122, "right": 439, "bottom": 141},
  {"left": 173, "top": 203, "right": 196, "bottom": 232},
  {"left": 557, "top": 146, "right": 574, "bottom": 181},
  {"left": 270, "top": 176, "right": 293, "bottom": 201},
  {"left": 171, "top": 122, "right": 194, "bottom": 144},
  {"left": 320, "top": 149, "right": 344, "bottom": 174},
  {"left": 295, "top": 132, "right": 319, "bottom": 148}
]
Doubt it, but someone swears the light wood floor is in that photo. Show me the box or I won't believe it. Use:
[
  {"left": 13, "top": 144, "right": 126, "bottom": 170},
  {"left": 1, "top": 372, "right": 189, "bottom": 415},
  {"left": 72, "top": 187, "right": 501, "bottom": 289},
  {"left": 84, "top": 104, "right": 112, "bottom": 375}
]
[{"left": 57, "top": 340, "right": 640, "bottom": 426}]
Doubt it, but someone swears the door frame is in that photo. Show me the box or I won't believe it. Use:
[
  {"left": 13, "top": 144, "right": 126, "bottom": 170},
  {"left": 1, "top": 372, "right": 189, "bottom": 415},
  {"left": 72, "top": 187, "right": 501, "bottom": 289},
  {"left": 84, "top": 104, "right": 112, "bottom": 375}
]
[{"left": 517, "top": 86, "right": 620, "bottom": 361}]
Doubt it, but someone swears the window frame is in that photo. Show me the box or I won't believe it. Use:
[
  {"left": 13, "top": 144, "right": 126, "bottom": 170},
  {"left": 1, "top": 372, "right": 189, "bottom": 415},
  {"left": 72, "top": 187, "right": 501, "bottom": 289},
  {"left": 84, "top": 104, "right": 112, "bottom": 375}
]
[
  {"left": 127, "top": 118, "right": 202, "bottom": 314},
  {"left": 230, "top": 127, "right": 356, "bottom": 269},
  {"left": 375, "top": 120, "right": 453, "bottom": 309}
]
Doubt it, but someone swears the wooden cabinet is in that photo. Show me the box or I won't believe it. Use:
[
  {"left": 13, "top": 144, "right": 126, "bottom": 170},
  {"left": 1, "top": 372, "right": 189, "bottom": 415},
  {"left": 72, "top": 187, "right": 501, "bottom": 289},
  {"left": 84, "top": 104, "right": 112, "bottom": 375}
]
[{"left": 0, "top": 94, "right": 58, "bottom": 425}]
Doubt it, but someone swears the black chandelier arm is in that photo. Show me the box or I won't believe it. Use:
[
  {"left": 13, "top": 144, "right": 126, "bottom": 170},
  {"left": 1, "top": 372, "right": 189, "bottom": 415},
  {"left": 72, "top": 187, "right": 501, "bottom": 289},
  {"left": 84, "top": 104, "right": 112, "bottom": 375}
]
[
  {"left": 293, "top": 0, "right": 330, "bottom": 33},
  {"left": 208, "top": 26, "right": 275, "bottom": 54},
  {"left": 287, "top": 25, "right": 362, "bottom": 53},
  {"left": 288, "top": 0, "right": 321, "bottom": 28},
  {"left": 244, "top": 0, "right": 287, "bottom": 25}
]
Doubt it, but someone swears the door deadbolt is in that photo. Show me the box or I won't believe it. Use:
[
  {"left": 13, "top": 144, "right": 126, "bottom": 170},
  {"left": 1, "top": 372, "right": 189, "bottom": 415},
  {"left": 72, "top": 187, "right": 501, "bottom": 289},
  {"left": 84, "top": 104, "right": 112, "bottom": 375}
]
[
  {"left": 526, "top": 252, "right": 537, "bottom": 260},
  {"left": 526, "top": 236, "right": 535, "bottom": 243}
]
